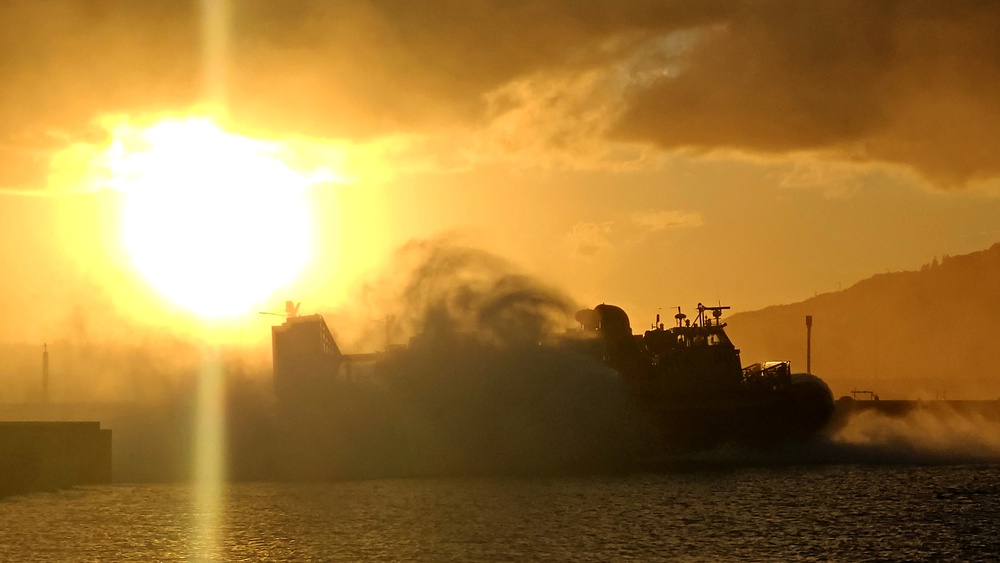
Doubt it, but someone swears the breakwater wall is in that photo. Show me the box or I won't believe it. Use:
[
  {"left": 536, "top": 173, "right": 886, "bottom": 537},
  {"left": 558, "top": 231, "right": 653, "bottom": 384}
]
[{"left": 0, "top": 422, "right": 112, "bottom": 498}]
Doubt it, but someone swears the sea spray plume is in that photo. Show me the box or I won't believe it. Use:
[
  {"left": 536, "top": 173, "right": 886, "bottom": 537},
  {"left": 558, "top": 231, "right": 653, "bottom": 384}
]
[
  {"left": 328, "top": 238, "right": 571, "bottom": 351},
  {"left": 258, "top": 239, "right": 657, "bottom": 478},
  {"left": 358, "top": 341, "right": 653, "bottom": 476},
  {"left": 388, "top": 239, "right": 576, "bottom": 346},
  {"left": 360, "top": 240, "right": 653, "bottom": 475},
  {"left": 638, "top": 402, "right": 1000, "bottom": 470},
  {"left": 827, "top": 403, "right": 1000, "bottom": 464}
]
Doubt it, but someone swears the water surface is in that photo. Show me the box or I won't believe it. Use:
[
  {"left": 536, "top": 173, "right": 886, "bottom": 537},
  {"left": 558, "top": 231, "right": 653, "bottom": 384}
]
[{"left": 0, "top": 465, "right": 996, "bottom": 561}]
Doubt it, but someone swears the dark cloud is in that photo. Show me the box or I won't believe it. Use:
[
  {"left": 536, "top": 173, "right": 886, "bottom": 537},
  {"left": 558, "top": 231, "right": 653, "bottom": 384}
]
[
  {"left": 614, "top": 1, "right": 1000, "bottom": 187},
  {"left": 3, "top": 1, "right": 1000, "bottom": 188},
  {"left": 225, "top": 0, "right": 722, "bottom": 138}
]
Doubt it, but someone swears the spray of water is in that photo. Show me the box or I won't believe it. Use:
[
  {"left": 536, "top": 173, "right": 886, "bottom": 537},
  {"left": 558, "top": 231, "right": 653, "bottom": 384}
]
[
  {"left": 826, "top": 403, "right": 1000, "bottom": 464},
  {"left": 230, "top": 240, "right": 657, "bottom": 479}
]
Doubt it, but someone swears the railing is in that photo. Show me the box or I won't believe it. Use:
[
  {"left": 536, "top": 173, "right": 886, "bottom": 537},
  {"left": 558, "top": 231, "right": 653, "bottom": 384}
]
[{"left": 742, "top": 361, "right": 792, "bottom": 387}]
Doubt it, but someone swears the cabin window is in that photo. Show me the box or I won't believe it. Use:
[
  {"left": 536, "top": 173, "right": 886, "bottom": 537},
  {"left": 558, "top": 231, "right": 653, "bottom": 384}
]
[{"left": 708, "top": 333, "right": 721, "bottom": 346}]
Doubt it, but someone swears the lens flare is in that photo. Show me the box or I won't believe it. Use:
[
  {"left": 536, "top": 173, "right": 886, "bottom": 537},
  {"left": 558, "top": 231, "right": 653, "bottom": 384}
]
[{"left": 191, "top": 349, "right": 226, "bottom": 558}]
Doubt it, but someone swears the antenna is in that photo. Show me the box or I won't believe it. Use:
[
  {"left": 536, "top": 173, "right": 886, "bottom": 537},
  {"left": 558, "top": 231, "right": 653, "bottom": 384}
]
[
  {"left": 674, "top": 306, "right": 686, "bottom": 327},
  {"left": 260, "top": 300, "right": 301, "bottom": 319},
  {"left": 651, "top": 307, "right": 663, "bottom": 330}
]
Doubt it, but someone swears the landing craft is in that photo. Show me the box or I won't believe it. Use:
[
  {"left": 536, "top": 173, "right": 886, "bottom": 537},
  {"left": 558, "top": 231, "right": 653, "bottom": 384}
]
[
  {"left": 563, "top": 303, "right": 835, "bottom": 451},
  {"left": 269, "top": 302, "right": 835, "bottom": 453}
]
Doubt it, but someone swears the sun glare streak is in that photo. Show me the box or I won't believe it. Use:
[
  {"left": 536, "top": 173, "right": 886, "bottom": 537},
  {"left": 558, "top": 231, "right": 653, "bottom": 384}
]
[
  {"left": 191, "top": 348, "right": 226, "bottom": 560},
  {"left": 191, "top": 4, "right": 232, "bottom": 559},
  {"left": 201, "top": 0, "right": 230, "bottom": 116}
]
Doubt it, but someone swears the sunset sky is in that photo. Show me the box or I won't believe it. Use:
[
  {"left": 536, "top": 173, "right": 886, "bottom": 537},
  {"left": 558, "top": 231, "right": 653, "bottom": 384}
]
[{"left": 3, "top": 1, "right": 1000, "bottom": 347}]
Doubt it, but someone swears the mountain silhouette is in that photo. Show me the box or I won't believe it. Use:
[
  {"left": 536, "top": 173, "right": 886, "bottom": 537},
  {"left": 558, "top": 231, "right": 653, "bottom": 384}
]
[{"left": 726, "top": 243, "right": 1000, "bottom": 400}]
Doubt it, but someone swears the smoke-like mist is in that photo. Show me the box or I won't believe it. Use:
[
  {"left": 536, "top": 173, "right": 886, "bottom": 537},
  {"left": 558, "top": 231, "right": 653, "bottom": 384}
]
[
  {"left": 327, "top": 238, "right": 578, "bottom": 351},
  {"left": 826, "top": 404, "right": 1000, "bottom": 464},
  {"left": 669, "top": 403, "right": 1000, "bottom": 469},
  {"left": 243, "top": 343, "right": 653, "bottom": 480},
  {"left": 241, "top": 240, "right": 656, "bottom": 480}
]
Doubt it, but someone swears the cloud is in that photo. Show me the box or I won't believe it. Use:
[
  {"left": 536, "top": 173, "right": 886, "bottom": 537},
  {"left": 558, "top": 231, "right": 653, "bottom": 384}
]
[
  {"left": 563, "top": 210, "right": 701, "bottom": 257},
  {"left": 612, "top": 1, "right": 1000, "bottom": 188},
  {"left": 564, "top": 222, "right": 614, "bottom": 257},
  {"left": 4, "top": 1, "right": 1000, "bottom": 189},
  {"left": 469, "top": 70, "right": 642, "bottom": 170},
  {"left": 631, "top": 209, "right": 703, "bottom": 232}
]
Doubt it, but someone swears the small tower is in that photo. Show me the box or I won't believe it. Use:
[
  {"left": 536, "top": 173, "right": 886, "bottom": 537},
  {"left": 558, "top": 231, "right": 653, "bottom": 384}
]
[{"left": 42, "top": 343, "right": 50, "bottom": 403}]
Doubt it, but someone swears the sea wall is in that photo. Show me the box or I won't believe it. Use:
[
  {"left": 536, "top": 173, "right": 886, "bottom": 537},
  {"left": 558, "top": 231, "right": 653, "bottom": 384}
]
[{"left": 0, "top": 422, "right": 112, "bottom": 498}]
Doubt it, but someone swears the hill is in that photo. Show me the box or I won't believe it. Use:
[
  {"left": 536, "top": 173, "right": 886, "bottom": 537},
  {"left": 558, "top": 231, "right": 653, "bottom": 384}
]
[{"left": 726, "top": 243, "right": 1000, "bottom": 400}]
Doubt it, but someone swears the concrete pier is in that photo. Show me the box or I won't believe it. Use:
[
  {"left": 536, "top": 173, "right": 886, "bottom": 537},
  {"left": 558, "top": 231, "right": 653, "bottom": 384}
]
[{"left": 0, "top": 421, "right": 112, "bottom": 498}]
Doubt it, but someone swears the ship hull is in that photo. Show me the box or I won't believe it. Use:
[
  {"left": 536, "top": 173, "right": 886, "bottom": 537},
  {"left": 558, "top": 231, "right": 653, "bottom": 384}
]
[{"left": 637, "top": 377, "right": 836, "bottom": 453}]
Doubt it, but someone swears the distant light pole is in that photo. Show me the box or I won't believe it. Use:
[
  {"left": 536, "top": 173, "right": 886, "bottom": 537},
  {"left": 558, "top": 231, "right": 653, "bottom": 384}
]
[
  {"left": 805, "top": 315, "right": 813, "bottom": 375},
  {"left": 42, "top": 343, "right": 50, "bottom": 403}
]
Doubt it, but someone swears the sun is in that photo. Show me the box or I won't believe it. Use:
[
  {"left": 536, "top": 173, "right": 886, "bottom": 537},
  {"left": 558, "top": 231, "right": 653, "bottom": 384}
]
[{"left": 107, "top": 118, "right": 313, "bottom": 319}]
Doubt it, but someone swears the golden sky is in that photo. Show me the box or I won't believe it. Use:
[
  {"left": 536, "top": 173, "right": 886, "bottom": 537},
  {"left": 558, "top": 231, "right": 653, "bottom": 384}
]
[{"left": 3, "top": 0, "right": 1000, "bottom": 348}]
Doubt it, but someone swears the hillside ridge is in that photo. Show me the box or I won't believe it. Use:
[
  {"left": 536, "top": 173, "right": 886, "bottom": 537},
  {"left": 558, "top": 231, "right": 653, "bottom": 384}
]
[{"left": 726, "top": 242, "right": 1000, "bottom": 399}]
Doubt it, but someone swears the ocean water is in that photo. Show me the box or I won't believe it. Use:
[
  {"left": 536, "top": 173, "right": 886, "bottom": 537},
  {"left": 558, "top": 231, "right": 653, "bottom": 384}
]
[{"left": 0, "top": 464, "right": 997, "bottom": 562}]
